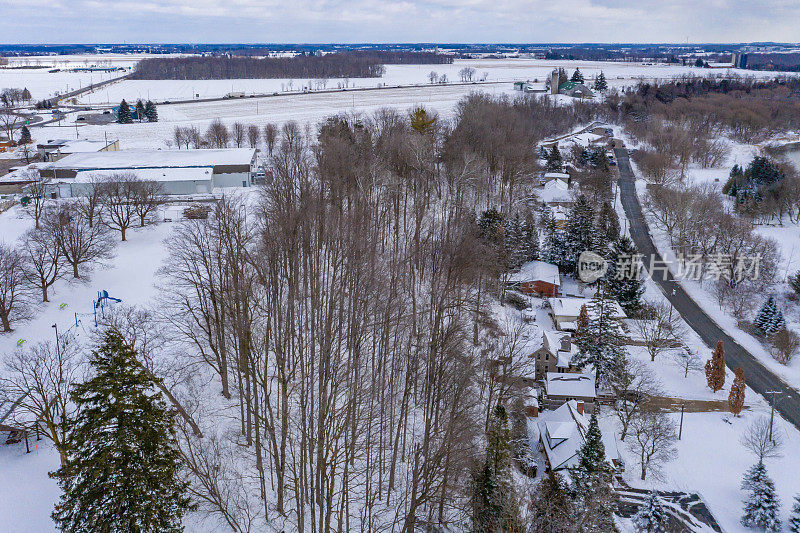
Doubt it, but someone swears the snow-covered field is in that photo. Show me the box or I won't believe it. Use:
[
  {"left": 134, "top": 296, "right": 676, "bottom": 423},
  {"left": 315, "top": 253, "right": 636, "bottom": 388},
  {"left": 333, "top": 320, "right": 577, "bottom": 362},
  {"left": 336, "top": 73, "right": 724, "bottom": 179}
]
[{"left": 0, "top": 68, "right": 123, "bottom": 101}]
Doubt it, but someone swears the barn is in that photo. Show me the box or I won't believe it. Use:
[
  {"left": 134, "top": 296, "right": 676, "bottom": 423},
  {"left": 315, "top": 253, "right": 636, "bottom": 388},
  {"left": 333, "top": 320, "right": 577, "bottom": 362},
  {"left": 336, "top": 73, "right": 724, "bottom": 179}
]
[{"left": 508, "top": 260, "right": 560, "bottom": 297}]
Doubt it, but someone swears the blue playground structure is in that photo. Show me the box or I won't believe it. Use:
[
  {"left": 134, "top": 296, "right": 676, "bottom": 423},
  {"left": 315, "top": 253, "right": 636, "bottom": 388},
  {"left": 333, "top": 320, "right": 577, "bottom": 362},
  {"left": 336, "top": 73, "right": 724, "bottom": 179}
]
[{"left": 94, "top": 290, "right": 122, "bottom": 326}]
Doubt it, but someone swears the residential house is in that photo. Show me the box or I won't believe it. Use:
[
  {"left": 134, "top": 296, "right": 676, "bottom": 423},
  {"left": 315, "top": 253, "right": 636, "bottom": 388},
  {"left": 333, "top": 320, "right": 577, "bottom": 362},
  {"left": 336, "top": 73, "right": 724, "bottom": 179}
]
[
  {"left": 558, "top": 82, "right": 595, "bottom": 98},
  {"left": 538, "top": 177, "right": 573, "bottom": 208},
  {"left": 547, "top": 296, "right": 627, "bottom": 332},
  {"left": 538, "top": 400, "right": 622, "bottom": 472},
  {"left": 543, "top": 372, "right": 597, "bottom": 412},
  {"left": 533, "top": 330, "right": 577, "bottom": 380},
  {"left": 509, "top": 260, "right": 560, "bottom": 297},
  {"left": 36, "top": 138, "right": 120, "bottom": 162}
]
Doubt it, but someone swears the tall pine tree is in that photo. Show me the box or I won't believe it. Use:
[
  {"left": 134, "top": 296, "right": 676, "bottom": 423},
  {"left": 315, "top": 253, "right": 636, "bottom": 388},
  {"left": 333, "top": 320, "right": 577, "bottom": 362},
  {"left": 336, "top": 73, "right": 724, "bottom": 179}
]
[
  {"left": 134, "top": 99, "right": 146, "bottom": 122},
  {"left": 546, "top": 145, "right": 563, "bottom": 172},
  {"left": 529, "top": 471, "right": 575, "bottom": 533},
  {"left": 572, "top": 283, "right": 627, "bottom": 386},
  {"left": 606, "top": 236, "right": 644, "bottom": 315},
  {"left": 541, "top": 206, "right": 569, "bottom": 271},
  {"left": 144, "top": 100, "right": 158, "bottom": 122},
  {"left": 565, "top": 195, "right": 596, "bottom": 275},
  {"left": 52, "top": 331, "right": 193, "bottom": 532},
  {"left": 741, "top": 461, "right": 782, "bottom": 533},
  {"left": 571, "top": 68, "right": 585, "bottom": 83},
  {"left": 755, "top": 296, "right": 786, "bottom": 336},
  {"left": 788, "top": 493, "right": 800, "bottom": 533},
  {"left": 593, "top": 71, "right": 608, "bottom": 92},
  {"left": 569, "top": 413, "right": 618, "bottom": 532},
  {"left": 117, "top": 99, "right": 133, "bottom": 124}
]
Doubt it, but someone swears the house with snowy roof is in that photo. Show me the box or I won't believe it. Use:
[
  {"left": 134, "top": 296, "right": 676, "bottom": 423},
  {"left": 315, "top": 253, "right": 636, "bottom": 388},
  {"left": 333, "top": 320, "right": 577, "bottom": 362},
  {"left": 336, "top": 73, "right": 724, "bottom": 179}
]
[
  {"left": 533, "top": 330, "right": 577, "bottom": 380},
  {"left": 543, "top": 372, "right": 597, "bottom": 412},
  {"left": 508, "top": 260, "right": 560, "bottom": 297},
  {"left": 537, "top": 400, "right": 621, "bottom": 472},
  {"left": 537, "top": 177, "right": 574, "bottom": 208},
  {"left": 547, "top": 296, "right": 627, "bottom": 332}
]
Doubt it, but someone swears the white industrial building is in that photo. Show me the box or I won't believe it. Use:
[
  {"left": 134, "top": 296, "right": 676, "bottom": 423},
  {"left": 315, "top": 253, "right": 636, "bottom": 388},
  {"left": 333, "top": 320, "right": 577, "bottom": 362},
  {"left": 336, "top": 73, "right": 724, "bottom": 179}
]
[{"left": 40, "top": 148, "right": 257, "bottom": 196}]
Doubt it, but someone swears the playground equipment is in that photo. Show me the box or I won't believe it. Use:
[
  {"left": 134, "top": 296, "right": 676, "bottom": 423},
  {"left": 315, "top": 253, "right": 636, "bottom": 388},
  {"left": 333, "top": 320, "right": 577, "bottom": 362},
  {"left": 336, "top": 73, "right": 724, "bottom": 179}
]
[{"left": 94, "top": 290, "right": 122, "bottom": 326}]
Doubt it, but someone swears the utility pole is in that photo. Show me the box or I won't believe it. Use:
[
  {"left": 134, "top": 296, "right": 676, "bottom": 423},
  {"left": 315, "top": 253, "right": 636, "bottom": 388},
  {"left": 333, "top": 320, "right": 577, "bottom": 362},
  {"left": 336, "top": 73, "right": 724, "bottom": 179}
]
[
  {"left": 678, "top": 402, "right": 685, "bottom": 440},
  {"left": 766, "top": 390, "right": 782, "bottom": 443},
  {"left": 52, "top": 323, "right": 59, "bottom": 358}
]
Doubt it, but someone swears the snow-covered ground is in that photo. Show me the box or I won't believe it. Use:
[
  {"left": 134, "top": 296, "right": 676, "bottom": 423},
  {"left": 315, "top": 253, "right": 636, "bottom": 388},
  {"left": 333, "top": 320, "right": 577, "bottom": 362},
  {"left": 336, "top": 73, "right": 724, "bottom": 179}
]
[{"left": 0, "top": 68, "right": 124, "bottom": 101}]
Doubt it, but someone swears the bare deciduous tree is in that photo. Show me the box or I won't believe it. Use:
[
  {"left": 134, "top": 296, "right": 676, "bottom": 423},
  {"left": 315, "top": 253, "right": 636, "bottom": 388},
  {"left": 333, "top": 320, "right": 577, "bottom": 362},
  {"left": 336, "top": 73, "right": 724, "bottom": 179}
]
[
  {"left": 671, "top": 348, "right": 703, "bottom": 378},
  {"left": 231, "top": 122, "right": 246, "bottom": 148},
  {"left": 23, "top": 171, "right": 52, "bottom": 229},
  {"left": 1, "top": 333, "right": 81, "bottom": 465},
  {"left": 99, "top": 173, "right": 138, "bottom": 241},
  {"left": 131, "top": 179, "right": 163, "bottom": 227},
  {"left": 0, "top": 243, "right": 34, "bottom": 331},
  {"left": 44, "top": 204, "right": 115, "bottom": 278},
  {"left": 741, "top": 415, "right": 784, "bottom": 462},
  {"left": 632, "top": 301, "right": 683, "bottom": 361},
  {"left": 629, "top": 411, "right": 678, "bottom": 480},
  {"left": 247, "top": 124, "right": 260, "bottom": 149},
  {"left": 609, "top": 358, "right": 664, "bottom": 440},
  {"left": 206, "top": 120, "right": 230, "bottom": 149},
  {"left": 20, "top": 228, "right": 63, "bottom": 302},
  {"left": 262, "top": 123, "right": 277, "bottom": 155}
]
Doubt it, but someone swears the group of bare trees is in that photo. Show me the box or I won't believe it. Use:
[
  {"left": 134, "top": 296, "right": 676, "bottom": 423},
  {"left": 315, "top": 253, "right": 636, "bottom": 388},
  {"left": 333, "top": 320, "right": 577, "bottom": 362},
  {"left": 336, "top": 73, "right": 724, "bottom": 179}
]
[
  {"left": 173, "top": 122, "right": 278, "bottom": 153},
  {"left": 155, "top": 93, "right": 589, "bottom": 531},
  {"left": 645, "top": 182, "right": 779, "bottom": 318}
]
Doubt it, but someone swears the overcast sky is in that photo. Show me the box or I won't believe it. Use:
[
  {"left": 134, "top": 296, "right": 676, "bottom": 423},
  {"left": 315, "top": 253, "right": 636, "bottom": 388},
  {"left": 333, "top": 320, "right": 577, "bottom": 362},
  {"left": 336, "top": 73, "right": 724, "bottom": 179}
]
[{"left": 1, "top": 0, "right": 799, "bottom": 44}]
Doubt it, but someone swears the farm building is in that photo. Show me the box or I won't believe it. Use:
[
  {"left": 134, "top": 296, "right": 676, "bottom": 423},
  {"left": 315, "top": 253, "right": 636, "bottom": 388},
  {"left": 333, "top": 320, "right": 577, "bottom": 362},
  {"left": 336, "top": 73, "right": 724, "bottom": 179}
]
[
  {"left": 40, "top": 148, "right": 256, "bottom": 196},
  {"left": 36, "top": 138, "right": 120, "bottom": 162},
  {"left": 509, "top": 260, "right": 560, "bottom": 297}
]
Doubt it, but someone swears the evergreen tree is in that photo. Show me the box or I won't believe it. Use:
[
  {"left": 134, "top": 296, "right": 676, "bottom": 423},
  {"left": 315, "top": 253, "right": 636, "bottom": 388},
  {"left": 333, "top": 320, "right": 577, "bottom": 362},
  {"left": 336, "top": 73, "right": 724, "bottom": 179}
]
[
  {"left": 135, "top": 99, "right": 146, "bottom": 122},
  {"left": 546, "top": 145, "right": 563, "bottom": 172},
  {"left": 571, "top": 283, "right": 627, "bottom": 386},
  {"left": 705, "top": 340, "right": 726, "bottom": 393},
  {"left": 571, "top": 68, "right": 585, "bottom": 84},
  {"left": 529, "top": 471, "right": 575, "bottom": 533},
  {"left": 565, "top": 195, "right": 596, "bottom": 275},
  {"left": 789, "top": 272, "right": 800, "bottom": 298},
  {"left": 505, "top": 213, "right": 538, "bottom": 270},
  {"left": 755, "top": 296, "right": 786, "bottom": 336},
  {"left": 19, "top": 125, "right": 32, "bottom": 145},
  {"left": 593, "top": 71, "right": 608, "bottom": 92},
  {"left": 144, "top": 100, "right": 158, "bottom": 122},
  {"left": 117, "top": 99, "right": 133, "bottom": 124},
  {"left": 606, "top": 236, "right": 644, "bottom": 315},
  {"left": 595, "top": 201, "right": 620, "bottom": 253},
  {"left": 632, "top": 491, "right": 668, "bottom": 533},
  {"left": 788, "top": 493, "right": 800, "bottom": 533},
  {"left": 741, "top": 461, "right": 782, "bottom": 533},
  {"left": 471, "top": 405, "right": 521, "bottom": 532},
  {"left": 541, "top": 206, "right": 570, "bottom": 271},
  {"left": 52, "top": 331, "right": 193, "bottom": 532},
  {"left": 729, "top": 366, "right": 746, "bottom": 416},
  {"left": 569, "top": 413, "right": 618, "bottom": 532}
]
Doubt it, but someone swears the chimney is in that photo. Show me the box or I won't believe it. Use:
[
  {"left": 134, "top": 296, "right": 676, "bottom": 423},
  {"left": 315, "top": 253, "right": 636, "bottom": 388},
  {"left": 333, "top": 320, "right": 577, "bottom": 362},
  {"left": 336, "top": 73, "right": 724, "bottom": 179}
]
[
  {"left": 560, "top": 336, "right": 571, "bottom": 352},
  {"left": 575, "top": 401, "right": 584, "bottom": 415}
]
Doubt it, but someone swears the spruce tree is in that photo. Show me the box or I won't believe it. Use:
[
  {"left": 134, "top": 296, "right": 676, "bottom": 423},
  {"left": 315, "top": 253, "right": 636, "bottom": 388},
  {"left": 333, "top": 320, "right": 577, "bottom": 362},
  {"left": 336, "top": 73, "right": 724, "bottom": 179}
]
[
  {"left": 117, "top": 99, "right": 133, "bottom": 124},
  {"left": 541, "top": 206, "right": 569, "bottom": 270},
  {"left": 705, "top": 340, "right": 726, "bottom": 393},
  {"left": 593, "top": 71, "right": 608, "bottom": 92},
  {"left": 569, "top": 413, "right": 618, "bottom": 532},
  {"left": 52, "top": 331, "right": 193, "bottom": 532},
  {"left": 788, "top": 493, "right": 800, "bottom": 533},
  {"left": 529, "top": 471, "right": 575, "bottom": 533},
  {"left": 144, "top": 100, "right": 158, "bottom": 122},
  {"left": 571, "top": 283, "right": 627, "bottom": 387},
  {"left": 565, "top": 195, "right": 596, "bottom": 275},
  {"left": 19, "top": 125, "right": 32, "bottom": 145},
  {"left": 755, "top": 296, "right": 785, "bottom": 336},
  {"left": 471, "top": 404, "right": 521, "bottom": 532},
  {"left": 135, "top": 99, "right": 146, "bottom": 122},
  {"left": 632, "top": 491, "right": 668, "bottom": 533},
  {"left": 606, "top": 236, "right": 644, "bottom": 315},
  {"left": 546, "top": 145, "right": 563, "bottom": 172},
  {"left": 571, "top": 68, "right": 585, "bottom": 84},
  {"left": 595, "top": 201, "right": 620, "bottom": 254},
  {"left": 789, "top": 272, "right": 800, "bottom": 297},
  {"left": 741, "top": 461, "right": 782, "bottom": 533}
]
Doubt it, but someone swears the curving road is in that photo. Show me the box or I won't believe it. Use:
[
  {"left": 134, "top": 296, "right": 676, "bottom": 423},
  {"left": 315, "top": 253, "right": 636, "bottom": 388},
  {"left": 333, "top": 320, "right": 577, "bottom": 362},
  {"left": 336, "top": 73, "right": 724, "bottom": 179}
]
[{"left": 614, "top": 147, "right": 800, "bottom": 431}]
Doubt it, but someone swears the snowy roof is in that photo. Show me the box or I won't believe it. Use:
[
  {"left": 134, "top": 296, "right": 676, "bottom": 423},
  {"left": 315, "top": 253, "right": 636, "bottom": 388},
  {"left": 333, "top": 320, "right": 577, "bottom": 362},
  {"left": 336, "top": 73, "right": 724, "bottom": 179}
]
[
  {"left": 538, "top": 400, "right": 589, "bottom": 470},
  {"left": 549, "top": 297, "right": 627, "bottom": 320},
  {"left": 543, "top": 172, "right": 570, "bottom": 180},
  {"left": 545, "top": 372, "right": 596, "bottom": 399},
  {"left": 39, "top": 139, "right": 116, "bottom": 153},
  {"left": 509, "top": 260, "right": 560, "bottom": 286},
  {"left": 74, "top": 167, "right": 214, "bottom": 184},
  {"left": 542, "top": 330, "right": 578, "bottom": 368},
  {"left": 50, "top": 148, "right": 255, "bottom": 171},
  {"left": 539, "top": 178, "right": 573, "bottom": 204}
]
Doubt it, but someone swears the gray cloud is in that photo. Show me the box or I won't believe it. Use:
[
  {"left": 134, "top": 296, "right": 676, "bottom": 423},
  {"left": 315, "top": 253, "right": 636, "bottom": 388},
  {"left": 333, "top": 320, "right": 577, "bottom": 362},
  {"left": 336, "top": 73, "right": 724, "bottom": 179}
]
[{"left": 0, "top": 0, "right": 799, "bottom": 43}]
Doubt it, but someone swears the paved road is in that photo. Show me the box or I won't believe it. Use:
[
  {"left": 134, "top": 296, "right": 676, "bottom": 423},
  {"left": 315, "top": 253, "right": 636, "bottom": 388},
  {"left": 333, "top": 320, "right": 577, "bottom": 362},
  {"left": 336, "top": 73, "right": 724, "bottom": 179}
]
[{"left": 614, "top": 147, "right": 800, "bottom": 431}]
